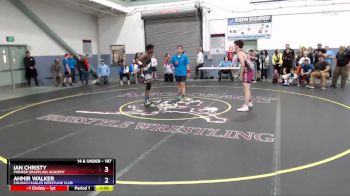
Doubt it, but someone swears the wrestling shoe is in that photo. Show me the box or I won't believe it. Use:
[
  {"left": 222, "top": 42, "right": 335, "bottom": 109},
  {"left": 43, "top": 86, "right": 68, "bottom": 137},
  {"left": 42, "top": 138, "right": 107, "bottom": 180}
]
[
  {"left": 177, "top": 95, "right": 182, "bottom": 102},
  {"left": 248, "top": 102, "right": 253, "bottom": 109},
  {"left": 182, "top": 96, "right": 192, "bottom": 102},
  {"left": 144, "top": 99, "right": 156, "bottom": 107},
  {"left": 237, "top": 105, "right": 249, "bottom": 112}
]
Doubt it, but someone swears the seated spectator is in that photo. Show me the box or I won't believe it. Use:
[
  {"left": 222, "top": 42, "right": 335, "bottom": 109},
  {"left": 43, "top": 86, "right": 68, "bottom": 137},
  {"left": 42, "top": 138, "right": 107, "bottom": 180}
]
[
  {"left": 331, "top": 46, "right": 350, "bottom": 88},
  {"left": 119, "top": 62, "right": 130, "bottom": 85},
  {"left": 97, "top": 59, "right": 110, "bottom": 85},
  {"left": 282, "top": 67, "right": 298, "bottom": 86},
  {"left": 130, "top": 59, "right": 140, "bottom": 84},
  {"left": 308, "top": 55, "right": 330, "bottom": 90},
  {"left": 299, "top": 58, "right": 313, "bottom": 87},
  {"left": 50, "top": 57, "right": 63, "bottom": 87},
  {"left": 218, "top": 56, "right": 233, "bottom": 82},
  {"left": 272, "top": 69, "right": 279, "bottom": 84}
]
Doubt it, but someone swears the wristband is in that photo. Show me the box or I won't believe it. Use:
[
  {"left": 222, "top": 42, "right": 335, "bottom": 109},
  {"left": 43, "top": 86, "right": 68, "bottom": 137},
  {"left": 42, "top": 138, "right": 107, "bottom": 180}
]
[{"left": 187, "top": 69, "right": 191, "bottom": 74}]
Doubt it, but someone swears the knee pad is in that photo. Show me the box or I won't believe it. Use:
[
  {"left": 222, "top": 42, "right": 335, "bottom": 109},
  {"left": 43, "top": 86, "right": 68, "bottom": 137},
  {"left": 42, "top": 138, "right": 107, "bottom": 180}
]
[{"left": 146, "top": 82, "right": 152, "bottom": 91}]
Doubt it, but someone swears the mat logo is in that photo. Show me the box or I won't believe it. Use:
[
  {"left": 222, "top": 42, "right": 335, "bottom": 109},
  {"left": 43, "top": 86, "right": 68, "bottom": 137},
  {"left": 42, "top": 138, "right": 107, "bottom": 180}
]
[
  {"left": 114, "top": 92, "right": 277, "bottom": 104},
  {"left": 125, "top": 98, "right": 227, "bottom": 123},
  {"left": 77, "top": 97, "right": 228, "bottom": 124}
]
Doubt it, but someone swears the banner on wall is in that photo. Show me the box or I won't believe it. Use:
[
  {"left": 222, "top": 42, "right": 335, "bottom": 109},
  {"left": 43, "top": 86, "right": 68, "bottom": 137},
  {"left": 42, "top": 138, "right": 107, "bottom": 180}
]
[
  {"left": 227, "top": 15, "right": 272, "bottom": 40},
  {"left": 210, "top": 34, "right": 226, "bottom": 54}
]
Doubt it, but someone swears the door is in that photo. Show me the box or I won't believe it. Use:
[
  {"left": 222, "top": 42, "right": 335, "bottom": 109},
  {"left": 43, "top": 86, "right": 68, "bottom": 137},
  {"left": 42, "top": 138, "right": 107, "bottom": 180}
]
[
  {"left": 144, "top": 16, "right": 202, "bottom": 76},
  {"left": 0, "top": 45, "right": 26, "bottom": 87},
  {"left": 10, "top": 46, "right": 26, "bottom": 84}
]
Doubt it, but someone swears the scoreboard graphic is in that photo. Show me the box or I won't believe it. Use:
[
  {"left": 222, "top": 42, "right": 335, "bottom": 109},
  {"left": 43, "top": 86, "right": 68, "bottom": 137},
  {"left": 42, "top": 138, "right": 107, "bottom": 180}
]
[{"left": 7, "top": 158, "right": 115, "bottom": 192}]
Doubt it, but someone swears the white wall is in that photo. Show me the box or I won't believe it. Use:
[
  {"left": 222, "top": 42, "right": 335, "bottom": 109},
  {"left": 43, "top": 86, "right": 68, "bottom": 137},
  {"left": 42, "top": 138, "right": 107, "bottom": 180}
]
[
  {"left": 101, "top": 0, "right": 350, "bottom": 53},
  {"left": 98, "top": 12, "right": 145, "bottom": 55},
  {"left": 204, "top": 0, "right": 350, "bottom": 51},
  {"left": 0, "top": 0, "right": 98, "bottom": 56}
]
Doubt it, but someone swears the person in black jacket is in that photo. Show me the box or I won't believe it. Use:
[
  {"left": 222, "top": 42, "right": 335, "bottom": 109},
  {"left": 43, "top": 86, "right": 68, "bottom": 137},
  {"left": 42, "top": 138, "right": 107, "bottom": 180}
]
[
  {"left": 282, "top": 48, "right": 294, "bottom": 76},
  {"left": 24, "top": 51, "right": 39, "bottom": 87},
  {"left": 76, "top": 55, "right": 85, "bottom": 84}
]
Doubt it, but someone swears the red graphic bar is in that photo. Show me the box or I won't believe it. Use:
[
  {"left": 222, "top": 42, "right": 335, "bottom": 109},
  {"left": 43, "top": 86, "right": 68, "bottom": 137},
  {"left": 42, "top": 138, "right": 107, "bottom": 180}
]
[{"left": 10, "top": 185, "right": 68, "bottom": 192}]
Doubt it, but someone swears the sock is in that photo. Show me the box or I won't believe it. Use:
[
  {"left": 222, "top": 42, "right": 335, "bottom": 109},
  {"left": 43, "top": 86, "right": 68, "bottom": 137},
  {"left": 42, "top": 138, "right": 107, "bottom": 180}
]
[{"left": 145, "top": 96, "right": 149, "bottom": 101}]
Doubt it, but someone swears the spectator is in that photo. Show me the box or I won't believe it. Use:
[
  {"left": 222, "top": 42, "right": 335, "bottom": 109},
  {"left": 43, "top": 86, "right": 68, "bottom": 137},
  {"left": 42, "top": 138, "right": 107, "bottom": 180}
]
[
  {"left": 62, "top": 53, "right": 72, "bottom": 87},
  {"left": 259, "top": 50, "right": 270, "bottom": 81},
  {"left": 195, "top": 48, "right": 204, "bottom": 79},
  {"left": 298, "top": 51, "right": 311, "bottom": 65},
  {"left": 67, "top": 54, "right": 77, "bottom": 83},
  {"left": 307, "top": 47, "right": 314, "bottom": 65},
  {"left": 227, "top": 46, "right": 234, "bottom": 61},
  {"left": 130, "top": 59, "right": 140, "bottom": 84},
  {"left": 272, "top": 49, "right": 283, "bottom": 77},
  {"left": 50, "top": 57, "right": 63, "bottom": 87},
  {"left": 24, "top": 51, "right": 39, "bottom": 87},
  {"left": 308, "top": 55, "right": 330, "bottom": 90},
  {"left": 119, "top": 61, "right": 130, "bottom": 85},
  {"left": 284, "top": 44, "right": 295, "bottom": 67},
  {"left": 282, "top": 48, "right": 294, "bottom": 75},
  {"left": 163, "top": 53, "right": 174, "bottom": 82},
  {"left": 248, "top": 50, "right": 258, "bottom": 82},
  {"left": 76, "top": 55, "right": 85, "bottom": 84},
  {"left": 255, "top": 50, "right": 261, "bottom": 82},
  {"left": 218, "top": 56, "right": 233, "bottom": 82},
  {"left": 97, "top": 59, "right": 110, "bottom": 85},
  {"left": 231, "top": 51, "right": 240, "bottom": 79},
  {"left": 325, "top": 46, "right": 335, "bottom": 76},
  {"left": 272, "top": 69, "right": 279, "bottom": 84},
  {"left": 299, "top": 58, "right": 313, "bottom": 87},
  {"left": 282, "top": 67, "right": 298, "bottom": 86},
  {"left": 151, "top": 55, "right": 158, "bottom": 80},
  {"left": 284, "top": 44, "right": 295, "bottom": 58},
  {"left": 296, "top": 47, "right": 307, "bottom": 66},
  {"left": 82, "top": 55, "right": 90, "bottom": 85},
  {"left": 313, "top": 43, "right": 327, "bottom": 64},
  {"left": 331, "top": 46, "right": 350, "bottom": 88}
]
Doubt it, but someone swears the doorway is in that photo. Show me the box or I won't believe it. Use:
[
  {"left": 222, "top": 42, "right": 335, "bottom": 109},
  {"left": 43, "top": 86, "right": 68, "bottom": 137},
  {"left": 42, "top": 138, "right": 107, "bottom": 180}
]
[
  {"left": 0, "top": 45, "right": 27, "bottom": 88},
  {"left": 111, "top": 45, "right": 126, "bottom": 65}
]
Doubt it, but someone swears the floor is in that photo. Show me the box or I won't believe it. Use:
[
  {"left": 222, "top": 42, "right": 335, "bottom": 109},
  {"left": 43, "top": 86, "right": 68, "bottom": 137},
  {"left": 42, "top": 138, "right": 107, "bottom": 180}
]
[{"left": 0, "top": 81, "right": 349, "bottom": 196}]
